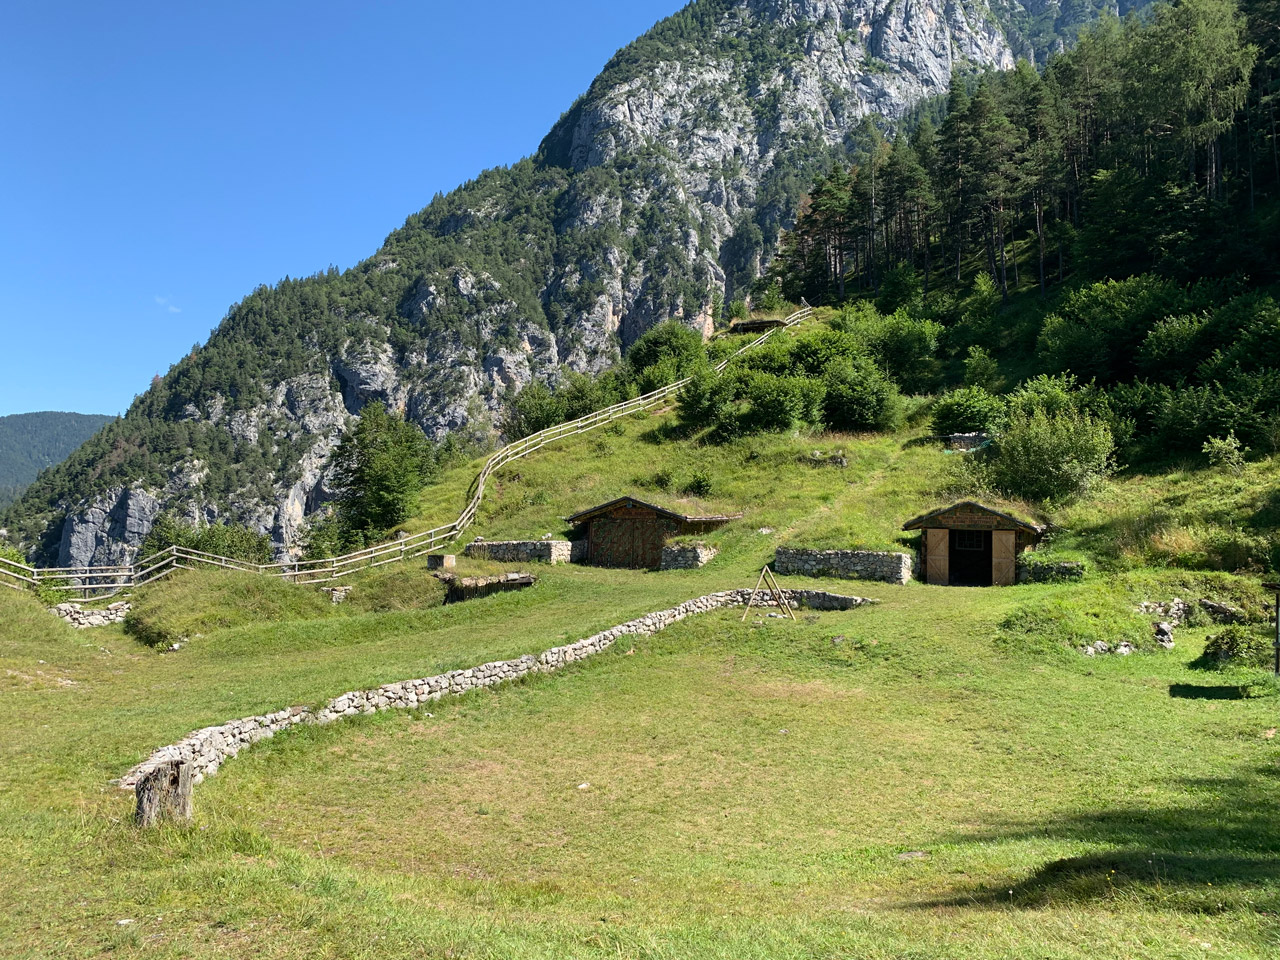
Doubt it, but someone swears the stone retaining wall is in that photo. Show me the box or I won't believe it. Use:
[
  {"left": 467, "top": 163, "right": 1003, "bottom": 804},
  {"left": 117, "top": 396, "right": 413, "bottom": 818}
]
[
  {"left": 1017, "top": 558, "right": 1086, "bottom": 583},
  {"left": 464, "top": 540, "right": 578, "bottom": 564},
  {"left": 118, "top": 588, "right": 875, "bottom": 791},
  {"left": 660, "top": 543, "right": 718, "bottom": 570},
  {"left": 773, "top": 548, "right": 913, "bottom": 585},
  {"left": 54, "top": 602, "right": 131, "bottom": 629}
]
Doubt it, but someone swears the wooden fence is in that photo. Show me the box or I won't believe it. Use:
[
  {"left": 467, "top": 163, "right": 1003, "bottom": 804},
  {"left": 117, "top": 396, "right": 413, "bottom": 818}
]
[{"left": 0, "top": 303, "right": 813, "bottom": 599}]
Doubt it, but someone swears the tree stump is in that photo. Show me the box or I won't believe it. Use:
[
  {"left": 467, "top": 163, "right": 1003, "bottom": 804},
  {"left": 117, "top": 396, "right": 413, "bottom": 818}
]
[{"left": 134, "top": 761, "right": 193, "bottom": 828}]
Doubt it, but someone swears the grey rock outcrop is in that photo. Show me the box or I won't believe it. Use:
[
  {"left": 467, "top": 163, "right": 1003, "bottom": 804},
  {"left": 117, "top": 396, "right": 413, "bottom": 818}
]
[{"left": 58, "top": 486, "right": 161, "bottom": 568}]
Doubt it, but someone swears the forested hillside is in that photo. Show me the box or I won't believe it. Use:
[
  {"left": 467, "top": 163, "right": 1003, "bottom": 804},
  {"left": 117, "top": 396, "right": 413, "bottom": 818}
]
[
  {"left": 757, "top": 0, "right": 1280, "bottom": 463},
  {"left": 0, "top": 412, "right": 113, "bottom": 510},
  {"left": 3, "top": 0, "right": 1119, "bottom": 568}
]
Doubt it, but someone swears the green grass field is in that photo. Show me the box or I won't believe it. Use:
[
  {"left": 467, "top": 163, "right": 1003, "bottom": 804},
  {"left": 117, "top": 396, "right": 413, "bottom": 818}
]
[{"left": 2, "top": 408, "right": 1278, "bottom": 958}]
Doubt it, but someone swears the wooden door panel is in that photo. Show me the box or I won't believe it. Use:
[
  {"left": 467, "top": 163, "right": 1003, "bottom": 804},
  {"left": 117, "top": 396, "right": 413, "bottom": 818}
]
[
  {"left": 926, "top": 529, "right": 949, "bottom": 586},
  {"left": 993, "top": 530, "right": 1017, "bottom": 586}
]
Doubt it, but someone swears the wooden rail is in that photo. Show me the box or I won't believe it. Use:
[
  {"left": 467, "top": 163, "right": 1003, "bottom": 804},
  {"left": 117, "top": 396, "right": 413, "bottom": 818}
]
[{"left": 3, "top": 304, "right": 813, "bottom": 599}]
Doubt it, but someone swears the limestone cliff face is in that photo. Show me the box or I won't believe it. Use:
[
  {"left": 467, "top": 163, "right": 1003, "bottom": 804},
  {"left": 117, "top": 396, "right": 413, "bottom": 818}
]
[{"left": 18, "top": 1, "right": 1117, "bottom": 566}]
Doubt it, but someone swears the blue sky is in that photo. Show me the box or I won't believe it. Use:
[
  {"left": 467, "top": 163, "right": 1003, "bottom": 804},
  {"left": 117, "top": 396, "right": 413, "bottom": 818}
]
[{"left": 0, "top": 0, "right": 682, "bottom": 417}]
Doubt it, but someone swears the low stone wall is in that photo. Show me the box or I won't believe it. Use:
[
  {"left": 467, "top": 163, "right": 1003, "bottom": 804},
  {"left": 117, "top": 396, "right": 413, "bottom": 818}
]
[
  {"left": 53, "top": 602, "right": 131, "bottom": 629},
  {"left": 118, "top": 588, "right": 876, "bottom": 791},
  {"left": 660, "top": 543, "right": 718, "bottom": 570},
  {"left": 437, "top": 572, "right": 537, "bottom": 604},
  {"left": 773, "top": 547, "right": 912, "bottom": 585},
  {"left": 464, "top": 540, "right": 575, "bottom": 564}
]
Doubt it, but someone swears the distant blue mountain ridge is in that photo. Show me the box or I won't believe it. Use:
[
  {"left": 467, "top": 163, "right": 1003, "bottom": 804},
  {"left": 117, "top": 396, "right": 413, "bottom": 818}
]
[{"left": 0, "top": 412, "right": 114, "bottom": 511}]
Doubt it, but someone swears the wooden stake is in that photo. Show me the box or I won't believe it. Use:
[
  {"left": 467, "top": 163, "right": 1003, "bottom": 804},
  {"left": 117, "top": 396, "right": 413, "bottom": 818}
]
[
  {"left": 135, "top": 761, "right": 193, "bottom": 828},
  {"left": 747, "top": 568, "right": 762, "bottom": 627}
]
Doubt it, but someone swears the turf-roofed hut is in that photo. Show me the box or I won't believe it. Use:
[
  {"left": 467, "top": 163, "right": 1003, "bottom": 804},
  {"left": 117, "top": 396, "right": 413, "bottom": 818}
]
[
  {"left": 728, "top": 317, "right": 789, "bottom": 334},
  {"left": 567, "top": 497, "right": 740, "bottom": 570},
  {"left": 903, "top": 502, "right": 1045, "bottom": 587}
]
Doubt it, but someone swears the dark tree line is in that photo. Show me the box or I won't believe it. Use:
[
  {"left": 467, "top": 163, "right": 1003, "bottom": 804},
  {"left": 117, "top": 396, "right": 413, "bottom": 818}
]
[{"left": 772, "top": 0, "right": 1276, "bottom": 305}]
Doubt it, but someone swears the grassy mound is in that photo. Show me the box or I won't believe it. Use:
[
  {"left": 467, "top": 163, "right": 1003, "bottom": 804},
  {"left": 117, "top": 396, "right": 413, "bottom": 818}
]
[{"left": 124, "top": 569, "right": 337, "bottom": 646}]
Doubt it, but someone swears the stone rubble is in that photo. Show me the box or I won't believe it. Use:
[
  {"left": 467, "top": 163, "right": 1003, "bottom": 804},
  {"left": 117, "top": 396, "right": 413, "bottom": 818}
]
[
  {"left": 660, "top": 543, "right": 718, "bottom": 570},
  {"left": 1199, "top": 599, "right": 1246, "bottom": 624},
  {"left": 53, "top": 602, "right": 130, "bottom": 629},
  {"left": 117, "top": 588, "right": 875, "bottom": 791},
  {"left": 1136, "top": 598, "right": 1194, "bottom": 625}
]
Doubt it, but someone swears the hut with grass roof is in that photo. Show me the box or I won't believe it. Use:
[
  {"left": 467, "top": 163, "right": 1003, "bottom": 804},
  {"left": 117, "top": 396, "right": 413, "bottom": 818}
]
[
  {"left": 903, "top": 501, "right": 1045, "bottom": 587},
  {"left": 567, "top": 497, "right": 740, "bottom": 570}
]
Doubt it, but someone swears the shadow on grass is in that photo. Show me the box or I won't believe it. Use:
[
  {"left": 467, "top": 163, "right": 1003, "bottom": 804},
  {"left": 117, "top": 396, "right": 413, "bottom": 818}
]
[
  {"left": 919, "top": 768, "right": 1280, "bottom": 913},
  {"left": 1247, "top": 487, "right": 1280, "bottom": 532},
  {"left": 1169, "top": 682, "right": 1251, "bottom": 700}
]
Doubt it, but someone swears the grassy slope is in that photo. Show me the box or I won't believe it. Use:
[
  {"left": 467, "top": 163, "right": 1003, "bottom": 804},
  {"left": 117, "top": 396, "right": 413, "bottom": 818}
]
[{"left": 2, "top": 398, "right": 1279, "bottom": 957}]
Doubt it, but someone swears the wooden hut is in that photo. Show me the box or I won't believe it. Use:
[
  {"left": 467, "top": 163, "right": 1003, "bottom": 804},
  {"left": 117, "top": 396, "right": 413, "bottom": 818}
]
[
  {"left": 903, "top": 501, "right": 1044, "bottom": 587},
  {"left": 729, "top": 317, "right": 788, "bottom": 334},
  {"left": 566, "top": 497, "right": 740, "bottom": 570}
]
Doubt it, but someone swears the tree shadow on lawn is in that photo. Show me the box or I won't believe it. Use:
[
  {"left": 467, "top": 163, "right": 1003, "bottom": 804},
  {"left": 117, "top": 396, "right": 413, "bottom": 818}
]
[
  {"left": 916, "top": 767, "right": 1280, "bottom": 914},
  {"left": 1247, "top": 487, "right": 1280, "bottom": 533},
  {"left": 1169, "top": 682, "right": 1252, "bottom": 700}
]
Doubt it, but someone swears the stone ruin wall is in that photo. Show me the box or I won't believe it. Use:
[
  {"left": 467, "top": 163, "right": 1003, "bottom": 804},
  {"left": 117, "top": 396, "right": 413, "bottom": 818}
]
[
  {"left": 773, "top": 548, "right": 914, "bottom": 585},
  {"left": 119, "top": 588, "right": 876, "bottom": 792},
  {"left": 660, "top": 543, "right": 719, "bottom": 570},
  {"left": 463, "top": 540, "right": 586, "bottom": 565},
  {"left": 53, "top": 602, "right": 131, "bottom": 629}
]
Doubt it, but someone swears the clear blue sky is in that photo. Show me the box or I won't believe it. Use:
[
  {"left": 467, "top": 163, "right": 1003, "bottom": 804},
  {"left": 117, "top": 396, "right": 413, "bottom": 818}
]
[{"left": 0, "top": 0, "right": 681, "bottom": 417}]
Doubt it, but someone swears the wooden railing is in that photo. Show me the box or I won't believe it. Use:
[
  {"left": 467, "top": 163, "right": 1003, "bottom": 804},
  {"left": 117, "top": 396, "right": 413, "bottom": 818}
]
[{"left": 1, "top": 303, "right": 814, "bottom": 600}]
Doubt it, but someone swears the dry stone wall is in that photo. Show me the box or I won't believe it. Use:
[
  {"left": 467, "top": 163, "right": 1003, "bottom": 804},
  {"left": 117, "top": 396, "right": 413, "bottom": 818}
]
[
  {"left": 774, "top": 548, "right": 913, "bottom": 585},
  {"left": 54, "top": 602, "right": 131, "bottom": 629},
  {"left": 660, "top": 543, "right": 718, "bottom": 570},
  {"left": 118, "top": 588, "right": 875, "bottom": 792},
  {"left": 464, "top": 540, "right": 579, "bottom": 564}
]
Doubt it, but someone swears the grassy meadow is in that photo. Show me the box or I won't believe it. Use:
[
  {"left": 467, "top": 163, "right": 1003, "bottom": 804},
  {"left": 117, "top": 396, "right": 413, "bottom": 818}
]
[{"left": 2, "top": 405, "right": 1279, "bottom": 958}]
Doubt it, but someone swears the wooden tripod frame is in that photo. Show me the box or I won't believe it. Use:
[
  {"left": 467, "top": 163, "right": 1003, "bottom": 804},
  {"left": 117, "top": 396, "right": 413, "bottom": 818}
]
[{"left": 742, "top": 566, "right": 798, "bottom": 622}]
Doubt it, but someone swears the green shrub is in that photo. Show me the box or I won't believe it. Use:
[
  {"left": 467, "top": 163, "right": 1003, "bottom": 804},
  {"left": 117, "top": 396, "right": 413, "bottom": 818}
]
[
  {"left": 626, "top": 320, "right": 706, "bottom": 379},
  {"left": 758, "top": 279, "right": 786, "bottom": 312},
  {"left": 931, "top": 386, "right": 1005, "bottom": 436},
  {"left": 1201, "top": 625, "right": 1274, "bottom": 670},
  {"left": 1203, "top": 432, "right": 1247, "bottom": 474},
  {"left": 331, "top": 402, "right": 436, "bottom": 538},
  {"left": 682, "top": 470, "right": 713, "bottom": 497},
  {"left": 874, "top": 266, "right": 921, "bottom": 315},
  {"left": 741, "top": 372, "right": 825, "bottom": 433},
  {"left": 963, "top": 346, "right": 1002, "bottom": 392},
  {"left": 980, "top": 409, "right": 1115, "bottom": 503},
  {"left": 1036, "top": 275, "right": 1193, "bottom": 384},
  {"left": 141, "top": 514, "right": 273, "bottom": 565},
  {"left": 636, "top": 355, "right": 684, "bottom": 394},
  {"left": 1006, "top": 375, "right": 1080, "bottom": 419},
  {"left": 676, "top": 363, "right": 736, "bottom": 430},
  {"left": 822, "top": 359, "right": 903, "bottom": 432},
  {"left": 832, "top": 303, "right": 941, "bottom": 392},
  {"left": 503, "top": 381, "right": 565, "bottom": 439}
]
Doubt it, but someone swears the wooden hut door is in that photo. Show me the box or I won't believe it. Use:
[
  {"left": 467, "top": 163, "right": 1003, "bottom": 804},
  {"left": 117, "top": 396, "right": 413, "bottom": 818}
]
[
  {"left": 926, "top": 529, "right": 949, "bottom": 585},
  {"left": 992, "top": 531, "right": 1017, "bottom": 586}
]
